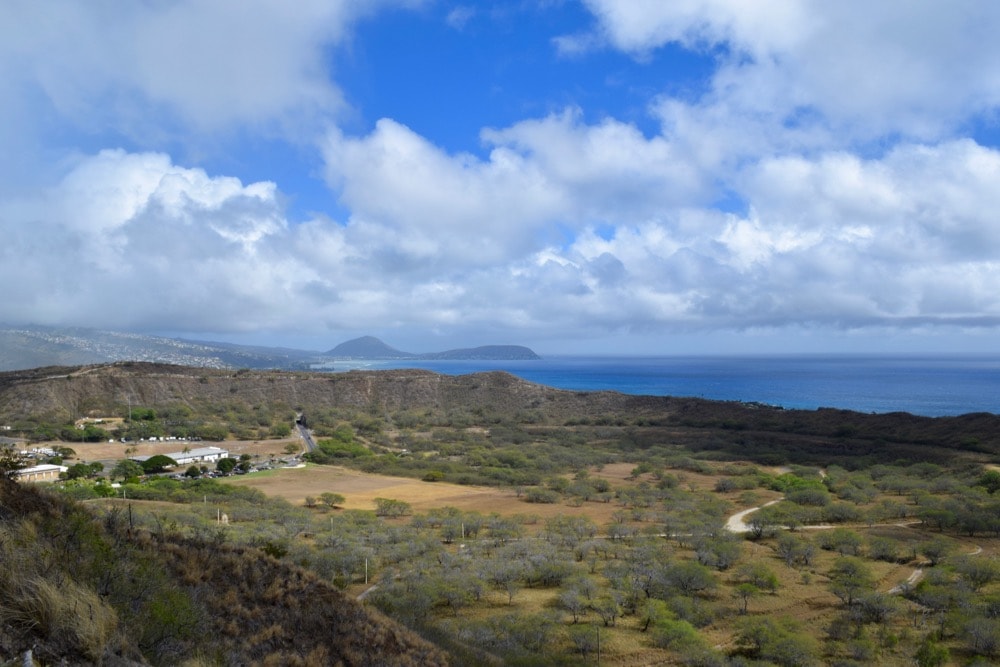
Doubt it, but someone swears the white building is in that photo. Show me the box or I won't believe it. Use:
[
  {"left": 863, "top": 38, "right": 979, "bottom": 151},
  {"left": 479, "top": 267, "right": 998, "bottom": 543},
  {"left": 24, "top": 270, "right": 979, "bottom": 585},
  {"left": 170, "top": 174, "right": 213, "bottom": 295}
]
[
  {"left": 165, "top": 446, "right": 229, "bottom": 466},
  {"left": 13, "top": 464, "right": 68, "bottom": 482}
]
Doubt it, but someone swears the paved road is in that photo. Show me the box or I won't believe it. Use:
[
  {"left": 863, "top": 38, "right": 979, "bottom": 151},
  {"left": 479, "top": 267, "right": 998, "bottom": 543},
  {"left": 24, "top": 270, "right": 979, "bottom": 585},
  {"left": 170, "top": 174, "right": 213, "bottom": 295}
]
[{"left": 296, "top": 418, "right": 317, "bottom": 453}]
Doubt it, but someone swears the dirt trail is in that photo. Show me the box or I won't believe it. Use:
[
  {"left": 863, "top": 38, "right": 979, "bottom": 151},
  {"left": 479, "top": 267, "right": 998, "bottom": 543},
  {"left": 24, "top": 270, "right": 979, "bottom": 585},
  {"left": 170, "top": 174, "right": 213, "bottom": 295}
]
[{"left": 724, "top": 499, "right": 782, "bottom": 533}]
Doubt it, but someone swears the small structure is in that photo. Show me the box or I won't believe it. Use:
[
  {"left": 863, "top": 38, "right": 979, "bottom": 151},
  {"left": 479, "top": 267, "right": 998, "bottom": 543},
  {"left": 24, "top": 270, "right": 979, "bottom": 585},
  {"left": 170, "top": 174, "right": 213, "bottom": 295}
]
[
  {"left": 13, "top": 464, "right": 68, "bottom": 483},
  {"left": 133, "top": 446, "right": 230, "bottom": 467},
  {"left": 169, "top": 446, "right": 229, "bottom": 466}
]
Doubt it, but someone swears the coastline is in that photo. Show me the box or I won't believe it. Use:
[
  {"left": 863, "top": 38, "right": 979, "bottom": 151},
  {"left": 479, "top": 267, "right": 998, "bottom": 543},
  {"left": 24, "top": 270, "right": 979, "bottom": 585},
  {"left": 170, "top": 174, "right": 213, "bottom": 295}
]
[{"left": 315, "top": 354, "right": 1000, "bottom": 418}]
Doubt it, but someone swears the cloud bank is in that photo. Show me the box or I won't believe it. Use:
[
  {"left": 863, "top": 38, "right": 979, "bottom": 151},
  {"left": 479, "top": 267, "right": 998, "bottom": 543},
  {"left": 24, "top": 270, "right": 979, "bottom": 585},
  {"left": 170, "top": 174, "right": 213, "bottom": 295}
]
[{"left": 2, "top": 1, "right": 999, "bottom": 353}]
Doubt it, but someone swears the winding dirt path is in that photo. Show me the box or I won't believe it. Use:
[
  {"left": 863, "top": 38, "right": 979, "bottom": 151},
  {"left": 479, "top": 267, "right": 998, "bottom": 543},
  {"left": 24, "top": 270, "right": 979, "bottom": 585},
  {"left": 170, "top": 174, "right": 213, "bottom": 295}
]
[{"left": 724, "top": 498, "right": 783, "bottom": 533}]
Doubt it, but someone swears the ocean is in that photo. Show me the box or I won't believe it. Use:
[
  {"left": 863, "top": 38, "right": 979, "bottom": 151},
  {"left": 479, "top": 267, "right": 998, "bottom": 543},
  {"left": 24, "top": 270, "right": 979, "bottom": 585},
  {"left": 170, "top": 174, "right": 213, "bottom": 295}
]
[{"left": 325, "top": 355, "right": 1000, "bottom": 417}]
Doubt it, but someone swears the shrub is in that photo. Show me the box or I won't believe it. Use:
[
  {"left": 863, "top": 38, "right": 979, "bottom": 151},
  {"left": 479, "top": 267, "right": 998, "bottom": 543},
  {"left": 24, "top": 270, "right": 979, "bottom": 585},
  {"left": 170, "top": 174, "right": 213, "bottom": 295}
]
[
  {"left": 4, "top": 577, "right": 119, "bottom": 661},
  {"left": 524, "top": 487, "right": 559, "bottom": 504}
]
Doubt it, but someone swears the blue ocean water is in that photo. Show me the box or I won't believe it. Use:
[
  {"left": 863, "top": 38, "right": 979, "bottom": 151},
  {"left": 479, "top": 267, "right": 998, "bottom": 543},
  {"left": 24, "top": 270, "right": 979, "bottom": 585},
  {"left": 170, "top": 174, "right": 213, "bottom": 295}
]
[{"left": 327, "top": 355, "right": 1000, "bottom": 417}]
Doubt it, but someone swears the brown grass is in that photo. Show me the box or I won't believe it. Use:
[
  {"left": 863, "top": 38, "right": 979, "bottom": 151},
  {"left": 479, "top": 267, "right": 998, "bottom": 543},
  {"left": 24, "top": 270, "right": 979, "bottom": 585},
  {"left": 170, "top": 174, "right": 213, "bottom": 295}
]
[
  {"left": 224, "top": 463, "right": 645, "bottom": 526},
  {"left": 0, "top": 576, "right": 119, "bottom": 661}
]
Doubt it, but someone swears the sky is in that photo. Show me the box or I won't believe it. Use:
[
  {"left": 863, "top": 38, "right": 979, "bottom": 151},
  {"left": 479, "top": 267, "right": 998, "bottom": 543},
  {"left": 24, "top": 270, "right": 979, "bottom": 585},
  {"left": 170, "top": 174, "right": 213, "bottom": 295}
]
[{"left": 3, "top": 1, "right": 1000, "bottom": 355}]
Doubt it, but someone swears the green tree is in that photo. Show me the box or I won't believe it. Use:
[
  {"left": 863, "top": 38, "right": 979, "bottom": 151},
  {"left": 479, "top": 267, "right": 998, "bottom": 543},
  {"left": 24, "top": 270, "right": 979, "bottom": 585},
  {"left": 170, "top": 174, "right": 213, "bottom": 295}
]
[
  {"left": 828, "top": 556, "right": 874, "bottom": 607},
  {"left": 269, "top": 422, "right": 292, "bottom": 438},
  {"left": 374, "top": 497, "right": 411, "bottom": 517},
  {"left": 64, "top": 462, "right": 103, "bottom": 480},
  {"left": 140, "top": 455, "right": 177, "bottom": 474},
  {"left": 915, "top": 637, "right": 949, "bottom": 667},
  {"left": 919, "top": 536, "right": 954, "bottom": 566},
  {"left": 0, "top": 446, "right": 26, "bottom": 478},
  {"left": 818, "top": 527, "right": 864, "bottom": 555},
  {"left": 955, "top": 555, "right": 1000, "bottom": 591},
  {"left": 737, "top": 562, "right": 780, "bottom": 593},
  {"left": 559, "top": 589, "right": 588, "bottom": 623},
  {"left": 215, "top": 457, "right": 237, "bottom": 474},
  {"left": 977, "top": 469, "right": 1000, "bottom": 494},
  {"left": 110, "top": 459, "right": 144, "bottom": 481},
  {"left": 736, "top": 616, "right": 818, "bottom": 666},
  {"left": 733, "top": 582, "right": 760, "bottom": 614},
  {"left": 319, "top": 492, "right": 345, "bottom": 509},
  {"left": 776, "top": 532, "right": 815, "bottom": 567},
  {"left": 593, "top": 595, "right": 620, "bottom": 627}
]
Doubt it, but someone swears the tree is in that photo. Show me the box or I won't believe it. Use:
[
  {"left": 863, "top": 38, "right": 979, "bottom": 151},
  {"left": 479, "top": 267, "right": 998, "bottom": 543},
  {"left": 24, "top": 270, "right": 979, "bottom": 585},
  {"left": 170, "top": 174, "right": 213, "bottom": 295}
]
[
  {"left": 236, "top": 453, "right": 253, "bottom": 473},
  {"left": 374, "top": 497, "right": 411, "bottom": 517},
  {"left": 853, "top": 591, "right": 899, "bottom": 625},
  {"left": 776, "top": 533, "right": 815, "bottom": 567},
  {"left": 215, "top": 457, "right": 237, "bottom": 474},
  {"left": 978, "top": 470, "right": 1000, "bottom": 494},
  {"left": 664, "top": 560, "right": 717, "bottom": 596},
  {"left": 110, "top": 459, "right": 144, "bottom": 482},
  {"left": 593, "top": 595, "right": 620, "bottom": 627},
  {"left": 828, "top": 556, "right": 874, "bottom": 607},
  {"left": 963, "top": 617, "right": 1000, "bottom": 657},
  {"left": 733, "top": 583, "right": 760, "bottom": 614},
  {"left": 867, "top": 536, "right": 901, "bottom": 562},
  {"left": 0, "top": 446, "right": 26, "bottom": 478},
  {"left": 817, "top": 527, "right": 864, "bottom": 555},
  {"left": 319, "top": 492, "right": 345, "bottom": 509},
  {"left": 955, "top": 555, "right": 1000, "bottom": 591},
  {"left": 269, "top": 422, "right": 292, "bottom": 438},
  {"left": 737, "top": 562, "right": 779, "bottom": 593},
  {"left": 736, "top": 616, "right": 818, "bottom": 666},
  {"left": 559, "top": 589, "right": 588, "bottom": 623},
  {"left": 745, "top": 505, "right": 782, "bottom": 540},
  {"left": 567, "top": 625, "right": 598, "bottom": 660},
  {"left": 694, "top": 534, "right": 742, "bottom": 570},
  {"left": 184, "top": 465, "right": 201, "bottom": 478},
  {"left": 64, "top": 461, "right": 103, "bottom": 480},
  {"left": 919, "top": 536, "right": 954, "bottom": 566},
  {"left": 140, "top": 454, "right": 177, "bottom": 474},
  {"left": 651, "top": 616, "right": 704, "bottom": 652},
  {"left": 915, "top": 637, "right": 949, "bottom": 667}
]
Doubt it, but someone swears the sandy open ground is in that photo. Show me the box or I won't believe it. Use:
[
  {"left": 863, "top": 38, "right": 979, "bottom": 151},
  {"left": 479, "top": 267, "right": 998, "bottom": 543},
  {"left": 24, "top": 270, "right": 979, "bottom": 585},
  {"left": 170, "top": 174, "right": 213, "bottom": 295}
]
[{"left": 225, "top": 463, "right": 643, "bottom": 524}]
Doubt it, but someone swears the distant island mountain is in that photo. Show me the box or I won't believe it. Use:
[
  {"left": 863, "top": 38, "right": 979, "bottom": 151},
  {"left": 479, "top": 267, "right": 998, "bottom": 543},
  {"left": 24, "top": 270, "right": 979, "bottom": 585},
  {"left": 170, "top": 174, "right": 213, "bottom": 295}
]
[{"left": 327, "top": 336, "right": 540, "bottom": 360}]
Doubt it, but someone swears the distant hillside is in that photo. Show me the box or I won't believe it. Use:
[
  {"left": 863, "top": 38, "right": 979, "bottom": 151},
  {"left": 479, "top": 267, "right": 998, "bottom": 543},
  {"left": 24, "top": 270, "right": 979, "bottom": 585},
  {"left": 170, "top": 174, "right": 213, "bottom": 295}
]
[
  {"left": 1, "top": 362, "right": 998, "bottom": 465},
  {"left": 0, "top": 327, "right": 540, "bottom": 372},
  {"left": 0, "top": 325, "right": 321, "bottom": 372},
  {"left": 327, "top": 336, "right": 540, "bottom": 360}
]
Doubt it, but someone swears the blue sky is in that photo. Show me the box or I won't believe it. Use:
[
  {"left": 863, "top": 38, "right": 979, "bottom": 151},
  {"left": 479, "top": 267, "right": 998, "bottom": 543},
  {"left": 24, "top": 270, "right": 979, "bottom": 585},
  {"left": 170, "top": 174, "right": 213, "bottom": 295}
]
[{"left": 3, "top": 1, "right": 1000, "bottom": 355}]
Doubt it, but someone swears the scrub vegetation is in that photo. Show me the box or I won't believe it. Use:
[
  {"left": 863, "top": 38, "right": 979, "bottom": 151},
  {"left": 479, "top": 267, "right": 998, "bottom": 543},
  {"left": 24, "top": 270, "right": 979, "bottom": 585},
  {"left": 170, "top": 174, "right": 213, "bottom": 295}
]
[{"left": 2, "top": 362, "right": 1000, "bottom": 665}]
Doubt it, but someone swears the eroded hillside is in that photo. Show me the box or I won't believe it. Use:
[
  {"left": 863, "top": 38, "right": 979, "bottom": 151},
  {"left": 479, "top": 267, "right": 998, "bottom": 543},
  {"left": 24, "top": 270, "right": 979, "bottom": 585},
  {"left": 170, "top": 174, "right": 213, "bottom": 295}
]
[{"left": 0, "top": 476, "right": 448, "bottom": 665}]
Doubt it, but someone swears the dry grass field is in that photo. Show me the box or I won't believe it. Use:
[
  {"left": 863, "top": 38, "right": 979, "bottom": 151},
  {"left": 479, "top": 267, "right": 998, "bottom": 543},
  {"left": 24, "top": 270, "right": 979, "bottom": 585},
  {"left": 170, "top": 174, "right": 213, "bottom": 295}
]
[{"left": 222, "top": 463, "right": 637, "bottom": 526}]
